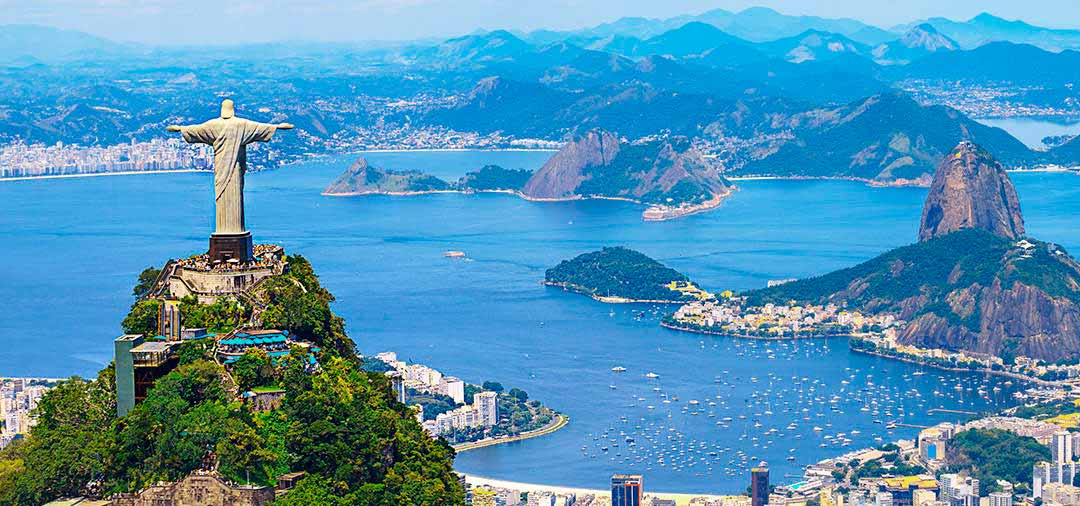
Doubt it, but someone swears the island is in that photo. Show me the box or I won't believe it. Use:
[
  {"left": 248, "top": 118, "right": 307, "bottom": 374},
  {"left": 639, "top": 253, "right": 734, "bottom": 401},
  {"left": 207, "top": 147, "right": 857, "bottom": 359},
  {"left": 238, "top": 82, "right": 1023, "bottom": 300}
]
[
  {"left": 544, "top": 246, "right": 711, "bottom": 303},
  {"left": 323, "top": 158, "right": 532, "bottom": 196}
]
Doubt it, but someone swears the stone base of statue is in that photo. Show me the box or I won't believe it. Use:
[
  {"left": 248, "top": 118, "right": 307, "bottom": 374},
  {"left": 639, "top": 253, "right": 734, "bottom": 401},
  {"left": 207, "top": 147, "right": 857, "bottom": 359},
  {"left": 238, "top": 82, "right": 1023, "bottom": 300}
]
[
  {"left": 157, "top": 244, "right": 287, "bottom": 304},
  {"left": 209, "top": 232, "right": 254, "bottom": 264}
]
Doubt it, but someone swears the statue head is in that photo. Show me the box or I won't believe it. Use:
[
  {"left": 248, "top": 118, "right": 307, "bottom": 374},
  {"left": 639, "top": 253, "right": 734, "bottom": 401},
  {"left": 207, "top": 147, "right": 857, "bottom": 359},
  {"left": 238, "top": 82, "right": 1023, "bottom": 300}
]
[{"left": 220, "top": 99, "right": 235, "bottom": 119}]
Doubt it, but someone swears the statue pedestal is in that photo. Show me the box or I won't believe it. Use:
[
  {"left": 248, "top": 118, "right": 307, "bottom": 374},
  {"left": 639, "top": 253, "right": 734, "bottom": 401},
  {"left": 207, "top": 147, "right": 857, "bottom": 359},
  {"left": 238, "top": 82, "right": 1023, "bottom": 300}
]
[{"left": 209, "top": 232, "right": 253, "bottom": 263}]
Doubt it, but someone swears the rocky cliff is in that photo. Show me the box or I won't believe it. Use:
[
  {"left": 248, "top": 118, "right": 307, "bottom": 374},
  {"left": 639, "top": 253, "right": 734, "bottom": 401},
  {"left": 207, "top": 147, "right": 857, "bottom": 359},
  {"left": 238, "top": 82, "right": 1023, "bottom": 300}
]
[
  {"left": 918, "top": 141, "right": 1025, "bottom": 241},
  {"left": 521, "top": 129, "right": 732, "bottom": 209}
]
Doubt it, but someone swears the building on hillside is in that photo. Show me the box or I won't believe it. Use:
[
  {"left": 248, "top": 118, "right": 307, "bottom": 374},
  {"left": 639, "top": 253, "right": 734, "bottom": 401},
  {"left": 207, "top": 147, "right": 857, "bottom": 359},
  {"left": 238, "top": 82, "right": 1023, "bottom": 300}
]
[
  {"left": 441, "top": 376, "right": 465, "bottom": 404},
  {"left": 611, "top": 474, "right": 643, "bottom": 506},
  {"left": 986, "top": 492, "right": 1011, "bottom": 506},
  {"left": 386, "top": 371, "right": 406, "bottom": 403},
  {"left": 109, "top": 470, "right": 275, "bottom": 506},
  {"left": 1056, "top": 431, "right": 1075, "bottom": 465},
  {"left": 912, "top": 489, "right": 937, "bottom": 506}
]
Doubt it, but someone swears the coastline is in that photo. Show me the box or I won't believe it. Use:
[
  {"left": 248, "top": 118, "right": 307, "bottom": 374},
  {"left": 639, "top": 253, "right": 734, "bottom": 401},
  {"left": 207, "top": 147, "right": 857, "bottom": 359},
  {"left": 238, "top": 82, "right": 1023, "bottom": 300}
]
[
  {"left": 325, "top": 186, "right": 732, "bottom": 221},
  {"left": 461, "top": 473, "right": 731, "bottom": 502},
  {"left": 453, "top": 413, "right": 569, "bottom": 453},
  {"left": 0, "top": 168, "right": 209, "bottom": 183},
  {"left": 659, "top": 320, "right": 849, "bottom": 340},
  {"left": 542, "top": 281, "right": 691, "bottom": 304},
  {"left": 848, "top": 346, "right": 1054, "bottom": 386},
  {"left": 725, "top": 167, "right": 1078, "bottom": 187}
]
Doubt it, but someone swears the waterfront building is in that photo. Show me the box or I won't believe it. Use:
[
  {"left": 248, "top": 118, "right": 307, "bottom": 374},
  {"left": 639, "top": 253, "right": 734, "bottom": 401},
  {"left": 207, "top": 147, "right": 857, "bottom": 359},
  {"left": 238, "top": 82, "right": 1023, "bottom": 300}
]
[
  {"left": 1056, "top": 431, "right": 1075, "bottom": 465},
  {"left": 611, "top": 474, "right": 644, "bottom": 506},
  {"left": 917, "top": 427, "right": 949, "bottom": 466},
  {"left": 987, "top": 492, "right": 1011, "bottom": 506},
  {"left": 528, "top": 491, "right": 555, "bottom": 506},
  {"left": 751, "top": 466, "right": 770, "bottom": 506},
  {"left": 882, "top": 476, "right": 938, "bottom": 506},
  {"left": 476, "top": 391, "right": 499, "bottom": 426}
]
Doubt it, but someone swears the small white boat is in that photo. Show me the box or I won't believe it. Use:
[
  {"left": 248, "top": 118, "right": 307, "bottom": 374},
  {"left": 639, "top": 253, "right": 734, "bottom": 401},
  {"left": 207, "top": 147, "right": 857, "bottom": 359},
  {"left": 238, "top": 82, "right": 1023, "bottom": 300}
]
[
  {"left": 612, "top": 366, "right": 627, "bottom": 372},
  {"left": 646, "top": 372, "right": 660, "bottom": 379}
]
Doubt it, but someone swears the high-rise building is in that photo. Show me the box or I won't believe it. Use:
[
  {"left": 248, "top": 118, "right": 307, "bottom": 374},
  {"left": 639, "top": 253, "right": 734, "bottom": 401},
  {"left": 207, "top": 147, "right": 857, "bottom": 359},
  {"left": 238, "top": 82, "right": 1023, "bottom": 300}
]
[
  {"left": 475, "top": 391, "right": 499, "bottom": 426},
  {"left": 1056, "top": 431, "right": 1075, "bottom": 465},
  {"left": 611, "top": 474, "right": 643, "bottom": 506},
  {"left": 751, "top": 465, "right": 770, "bottom": 506},
  {"left": 876, "top": 492, "right": 894, "bottom": 506},
  {"left": 913, "top": 489, "right": 937, "bottom": 506},
  {"left": 385, "top": 371, "right": 406, "bottom": 403},
  {"left": 987, "top": 493, "right": 1011, "bottom": 506}
]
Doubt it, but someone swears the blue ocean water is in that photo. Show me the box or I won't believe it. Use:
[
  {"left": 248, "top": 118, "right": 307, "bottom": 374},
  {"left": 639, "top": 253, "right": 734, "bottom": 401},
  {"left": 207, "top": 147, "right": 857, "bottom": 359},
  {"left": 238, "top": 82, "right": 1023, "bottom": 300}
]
[{"left": 2, "top": 151, "right": 1079, "bottom": 493}]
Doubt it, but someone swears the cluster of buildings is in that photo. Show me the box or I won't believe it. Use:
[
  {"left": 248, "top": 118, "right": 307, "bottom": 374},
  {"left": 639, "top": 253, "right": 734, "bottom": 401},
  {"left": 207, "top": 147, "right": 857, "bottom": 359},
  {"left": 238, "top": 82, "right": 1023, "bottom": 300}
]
[
  {"left": 375, "top": 352, "right": 499, "bottom": 436},
  {"left": 0, "top": 138, "right": 212, "bottom": 178},
  {"left": 669, "top": 299, "right": 899, "bottom": 338},
  {"left": 465, "top": 473, "right": 745, "bottom": 506},
  {"left": 899, "top": 80, "right": 1080, "bottom": 120},
  {"left": 783, "top": 416, "right": 1080, "bottom": 506},
  {"left": 0, "top": 378, "right": 55, "bottom": 449}
]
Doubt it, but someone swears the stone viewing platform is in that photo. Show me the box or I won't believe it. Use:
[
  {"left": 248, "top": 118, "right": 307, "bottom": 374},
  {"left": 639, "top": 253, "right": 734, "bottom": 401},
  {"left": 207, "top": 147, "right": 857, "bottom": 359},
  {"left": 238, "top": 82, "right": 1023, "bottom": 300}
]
[{"left": 157, "top": 244, "right": 287, "bottom": 303}]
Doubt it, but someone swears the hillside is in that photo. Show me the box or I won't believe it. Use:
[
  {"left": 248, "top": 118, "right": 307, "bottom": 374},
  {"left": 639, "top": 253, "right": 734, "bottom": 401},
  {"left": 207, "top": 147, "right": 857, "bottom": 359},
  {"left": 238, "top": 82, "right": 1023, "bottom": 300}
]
[
  {"left": 521, "top": 129, "right": 732, "bottom": 214},
  {"left": 545, "top": 246, "right": 697, "bottom": 302},
  {"left": 0, "top": 256, "right": 464, "bottom": 505},
  {"left": 739, "top": 92, "right": 1034, "bottom": 184},
  {"left": 745, "top": 144, "right": 1080, "bottom": 362}
]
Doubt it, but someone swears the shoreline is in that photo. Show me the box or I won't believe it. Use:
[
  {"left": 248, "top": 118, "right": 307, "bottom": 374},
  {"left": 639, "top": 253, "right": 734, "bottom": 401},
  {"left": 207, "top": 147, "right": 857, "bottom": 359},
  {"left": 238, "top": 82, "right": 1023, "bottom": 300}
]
[
  {"left": 453, "top": 413, "right": 569, "bottom": 453},
  {"left": 660, "top": 320, "right": 849, "bottom": 340},
  {"left": 0, "top": 168, "right": 209, "bottom": 182},
  {"left": 848, "top": 346, "right": 1055, "bottom": 386},
  {"left": 325, "top": 186, "right": 732, "bottom": 221},
  {"left": 726, "top": 167, "right": 1078, "bottom": 186},
  {"left": 542, "top": 282, "right": 690, "bottom": 304}
]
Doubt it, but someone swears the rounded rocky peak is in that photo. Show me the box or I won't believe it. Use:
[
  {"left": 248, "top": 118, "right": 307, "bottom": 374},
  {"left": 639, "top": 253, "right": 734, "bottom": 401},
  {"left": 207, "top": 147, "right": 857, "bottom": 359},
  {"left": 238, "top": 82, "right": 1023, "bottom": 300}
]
[{"left": 918, "top": 142, "right": 1025, "bottom": 242}]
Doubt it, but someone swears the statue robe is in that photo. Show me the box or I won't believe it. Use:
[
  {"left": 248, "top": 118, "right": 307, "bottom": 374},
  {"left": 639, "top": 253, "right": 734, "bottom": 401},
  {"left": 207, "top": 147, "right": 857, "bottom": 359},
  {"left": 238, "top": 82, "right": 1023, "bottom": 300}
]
[{"left": 179, "top": 117, "right": 277, "bottom": 235}]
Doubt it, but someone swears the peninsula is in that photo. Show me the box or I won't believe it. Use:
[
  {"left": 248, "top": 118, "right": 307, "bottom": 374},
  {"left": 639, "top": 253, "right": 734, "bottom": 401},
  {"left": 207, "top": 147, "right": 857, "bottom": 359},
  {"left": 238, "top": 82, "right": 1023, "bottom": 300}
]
[
  {"left": 722, "top": 142, "right": 1080, "bottom": 380},
  {"left": 521, "top": 129, "right": 733, "bottom": 220},
  {"left": 544, "top": 246, "right": 710, "bottom": 303}
]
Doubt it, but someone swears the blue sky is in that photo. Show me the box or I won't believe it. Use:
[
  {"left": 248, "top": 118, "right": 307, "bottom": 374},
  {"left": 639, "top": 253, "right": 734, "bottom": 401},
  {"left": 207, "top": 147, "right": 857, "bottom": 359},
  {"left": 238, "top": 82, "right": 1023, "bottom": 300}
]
[{"left": 3, "top": 0, "right": 1080, "bottom": 45}]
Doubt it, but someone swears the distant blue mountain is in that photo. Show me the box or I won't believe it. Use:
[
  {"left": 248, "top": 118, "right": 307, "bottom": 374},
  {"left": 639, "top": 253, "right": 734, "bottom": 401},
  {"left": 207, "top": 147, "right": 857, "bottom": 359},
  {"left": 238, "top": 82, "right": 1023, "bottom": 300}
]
[
  {"left": 901, "top": 41, "right": 1080, "bottom": 84},
  {"left": 894, "top": 13, "right": 1080, "bottom": 51},
  {"left": 0, "top": 24, "right": 132, "bottom": 65},
  {"left": 758, "top": 29, "right": 870, "bottom": 63}
]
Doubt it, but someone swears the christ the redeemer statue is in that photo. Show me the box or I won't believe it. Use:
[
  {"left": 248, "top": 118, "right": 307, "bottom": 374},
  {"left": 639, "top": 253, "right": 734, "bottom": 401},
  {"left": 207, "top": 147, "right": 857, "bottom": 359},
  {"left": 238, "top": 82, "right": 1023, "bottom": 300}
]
[{"left": 167, "top": 99, "right": 293, "bottom": 263}]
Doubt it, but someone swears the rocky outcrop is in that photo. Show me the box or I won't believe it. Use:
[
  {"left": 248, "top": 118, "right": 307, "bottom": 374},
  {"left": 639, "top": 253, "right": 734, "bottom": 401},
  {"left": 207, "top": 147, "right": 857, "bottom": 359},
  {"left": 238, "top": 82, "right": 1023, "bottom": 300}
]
[
  {"left": 521, "top": 129, "right": 732, "bottom": 213},
  {"left": 522, "top": 129, "right": 620, "bottom": 199},
  {"left": 918, "top": 141, "right": 1025, "bottom": 241}
]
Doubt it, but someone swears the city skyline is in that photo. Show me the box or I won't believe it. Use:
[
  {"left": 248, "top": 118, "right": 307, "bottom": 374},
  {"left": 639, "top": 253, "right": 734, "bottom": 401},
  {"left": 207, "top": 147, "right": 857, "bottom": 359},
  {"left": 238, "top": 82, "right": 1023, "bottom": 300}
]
[{"left": 4, "top": 0, "right": 1080, "bottom": 46}]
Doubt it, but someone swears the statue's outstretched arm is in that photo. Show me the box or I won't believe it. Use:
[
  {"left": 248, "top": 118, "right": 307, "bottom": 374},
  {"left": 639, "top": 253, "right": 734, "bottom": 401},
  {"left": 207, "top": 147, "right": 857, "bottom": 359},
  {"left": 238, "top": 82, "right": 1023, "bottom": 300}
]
[{"left": 166, "top": 125, "right": 184, "bottom": 132}]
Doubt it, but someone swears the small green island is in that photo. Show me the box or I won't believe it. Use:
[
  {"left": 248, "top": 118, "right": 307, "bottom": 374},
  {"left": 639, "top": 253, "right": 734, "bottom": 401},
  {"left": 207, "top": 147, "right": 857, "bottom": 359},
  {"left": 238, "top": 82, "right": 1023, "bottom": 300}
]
[
  {"left": 544, "top": 246, "right": 711, "bottom": 303},
  {"left": 323, "top": 158, "right": 532, "bottom": 196}
]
